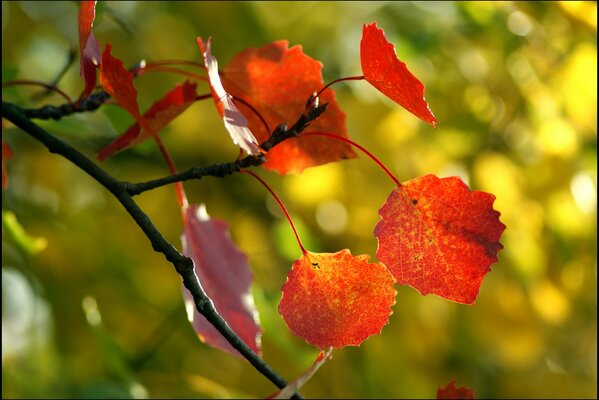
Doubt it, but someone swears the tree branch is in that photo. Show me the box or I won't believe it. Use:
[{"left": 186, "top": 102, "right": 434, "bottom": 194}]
[{"left": 1, "top": 101, "right": 301, "bottom": 398}]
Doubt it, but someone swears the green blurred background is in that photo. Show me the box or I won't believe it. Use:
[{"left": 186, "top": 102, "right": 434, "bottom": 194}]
[{"left": 2, "top": 1, "right": 597, "bottom": 398}]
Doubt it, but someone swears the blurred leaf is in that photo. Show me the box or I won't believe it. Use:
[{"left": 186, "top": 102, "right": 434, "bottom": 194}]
[
  {"left": 181, "top": 204, "right": 262, "bottom": 357},
  {"left": 2, "top": 210, "right": 47, "bottom": 255}
]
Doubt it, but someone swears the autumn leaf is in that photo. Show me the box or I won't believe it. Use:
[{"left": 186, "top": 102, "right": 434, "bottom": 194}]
[
  {"left": 222, "top": 41, "right": 356, "bottom": 174},
  {"left": 181, "top": 204, "right": 261, "bottom": 357},
  {"left": 97, "top": 81, "right": 198, "bottom": 160},
  {"left": 78, "top": 0, "right": 101, "bottom": 98},
  {"left": 361, "top": 22, "right": 438, "bottom": 127},
  {"left": 196, "top": 37, "right": 262, "bottom": 156},
  {"left": 99, "top": 44, "right": 143, "bottom": 121},
  {"left": 437, "top": 380, "right": 476, "bottom": 399},
  {"left": 375, "top": 174, "right": 505, "bottom": 304},
  {"left": 279, "top": 249, "right": 396, "bottom": 349},
  {"left": 267, "top": 348, "right": 333, "bottom": 399}
]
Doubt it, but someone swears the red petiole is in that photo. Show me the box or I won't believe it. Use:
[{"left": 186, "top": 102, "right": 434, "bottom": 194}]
[
  {"left": 303, "top": 131, "right": 402, "bottom": 187},
  {"left": 241, "top": 169, "right": 307, "bottom": 255}
]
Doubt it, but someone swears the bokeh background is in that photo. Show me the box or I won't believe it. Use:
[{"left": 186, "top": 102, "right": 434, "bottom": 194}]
[{"left": 2, "top": 1, "right": 597, "bottom": 398}]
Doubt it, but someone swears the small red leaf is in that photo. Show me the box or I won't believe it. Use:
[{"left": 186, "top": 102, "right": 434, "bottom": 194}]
[
  {"left": 97, "top": 81, "right": 197, "bottom": 160},
  {"left": 437, "top": 380, "right": 476, "bottom": 399},
  {"left": 279, "top": 250, "right": 396, "bottom": 349},
  {"left": 78, "top": 1, "right": 101, "bottom": 98},
  {"left": 361, "top": 22, "right": 438, "bottom": 127},
  {"left": 222, "top": 41, "right": 357, "bottom": 174},
  {"left": 182, "top": 204, "right": 261, "bottom": 357},
  {"left": 267, "top": 348, "right": 333, "bottom": 399},
  {"left": 100, "top": 44, "right": 143, "bottom": 122},
  {"left": 375, "top": 175, "right": 505, "bottom": 304},
  {"left": 196, "top": 37, "right": 262, "bottom": 156}
]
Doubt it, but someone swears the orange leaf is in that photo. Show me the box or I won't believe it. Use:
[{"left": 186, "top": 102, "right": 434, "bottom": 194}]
[
  {"left": 437, "top": 380, "right": 476, "bottom": 399},
  {"left": 196, "top": 37, "right": 262, "bottom": 156},
  {"left": 78, "top": 1, "right": 101, "bottom": 98},
  {"left": 222, "top": 41, "right": 356, "bottom": 174},
  {"left": 279, "top": 250, "right": 396, "bottom": 349},
  {"left": 97, "top": 81, "right": 197, "bottom": 160},
  {"left": 375, "top": 175, "right": 505, "bottom": 304},
  {"left": 361, "top": 22, "right": 438, "bottom": 127},
  {"left": 182, "top": 204, "right": 261, "bottom": 357}
]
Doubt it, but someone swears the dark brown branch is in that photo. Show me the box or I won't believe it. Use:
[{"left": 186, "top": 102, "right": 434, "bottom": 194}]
[{"left": 1, "top": 101, "right": 301, "bottom": 398}]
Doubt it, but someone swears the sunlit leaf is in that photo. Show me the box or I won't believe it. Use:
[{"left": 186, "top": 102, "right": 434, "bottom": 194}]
[
  {"left": 361, "top": 22, "right": 438, "bottom": 127},
  {"left": 197, "top": 37, "right": 262, "bottom": 156},
  {"left": 222, "top": 41, "right": 356, "bottom": 174},
  {"left": 375, "top": 174, "right": 505, "bottom": 304},
  {"left": 182, "top": 204, "right": 261, "bottom": 357},
  {"left": 279, "top": 249, "right": 396, "bottom": 349}
]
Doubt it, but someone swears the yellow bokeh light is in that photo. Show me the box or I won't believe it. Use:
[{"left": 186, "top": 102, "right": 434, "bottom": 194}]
[
  {"left": 558, "top": 1, "right": 598, "bottom": 28},
  {"left": 536, "top": 117, "right": 579, "bottom": 158},
  {"left": 555, "top": 42, "right": 598, "bottom": 133},
  {"left": 283, "top": 162, "right": 343, "bottom": 206},
  {"left": 530, "top": 280, "right": 571, "bottom": 325},
  {"left": 375, "top": 107, "right": 419, "bottom": 146}
]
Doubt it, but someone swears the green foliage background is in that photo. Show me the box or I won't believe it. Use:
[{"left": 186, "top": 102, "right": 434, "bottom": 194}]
[{"left": 2, "top": 1, "right": 596, "bottom": 398}]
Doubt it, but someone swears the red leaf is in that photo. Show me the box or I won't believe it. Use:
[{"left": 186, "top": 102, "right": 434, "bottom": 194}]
[
  {"left": 361, "top": 22, "right": 438, "bottom": 127},
  {"left": 182, "top": 204, "right": 261, "bottom": 357},
  {"left": 196, "top": 37, "right": 262, "bottom": 155},
  {"left": 222, "top": 41, "right": 357, "bottom": 174},
  {"left": 437, "top": 380, "right": 476, "bottom": 399},
  {"left": 279, "top": 250, "right": 396, "bottom": 349},
  {"left": 99, "top": 44, "right": 143, "bottom": 121},
  {"left": 97, "top": 81, "right": 198, "bottom": 160},
  {"left": 78, "top": 1, "right": 101, "bottom": 98},
  {"left": 267, "top": 348, "right": 333, "bottom": 399},
  {"left": 375, "top": 175, "right": 505, "bottom": 304}
]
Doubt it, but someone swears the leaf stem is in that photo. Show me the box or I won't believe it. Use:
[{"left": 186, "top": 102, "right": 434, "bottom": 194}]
[
  {"left": 1, "top": 101, "right": 300, "bottom": 397},
  {"left": 2, "top": 80, "right": 74, "bottom": 105},
  {"left": 231, "top": 95, "right": 271, "bottom": 137},
  {"left": 316, "top": 75, "right": 365, "bottom": 99},
  {"left": 241, "top": 169, "right": 307, "bottom": 254},
  {"left": 303, "top": 131, "right": 401, "bottom": 187}
]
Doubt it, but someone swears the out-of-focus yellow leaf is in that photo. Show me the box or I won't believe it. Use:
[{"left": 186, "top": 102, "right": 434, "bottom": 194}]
[{"left": 2, "top": 210, "right": 47, "bottom": 254}]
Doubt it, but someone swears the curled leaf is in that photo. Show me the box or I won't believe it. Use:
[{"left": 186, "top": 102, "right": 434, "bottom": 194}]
[
  {"left": 97, "top": 81, "right": 197, "bottom": 160},
  {"left": 197, "top": 37, "right": 262, "bottom": 156},
  {"left": 375, "top": 174, "right": 505, "bottom": 304},
  {"left": 222, "top": 41, "right": 356, "bottom": 174},
  {"left": 182, "top": 204, "right": 261, "bottom": 357},
  {"left": 78, "top": 1, "right": 101, "bottom": 98},
  {"left": 361, "top": 22, "right": 438, "bottom": 127},
  {"left": 279, "top": 249, "right": 396, "bottom": 349}
]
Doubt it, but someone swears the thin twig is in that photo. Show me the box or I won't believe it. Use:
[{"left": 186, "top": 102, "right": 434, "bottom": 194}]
[{"left": 1, "top": 101, "right": 301, "bottom": 398}]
